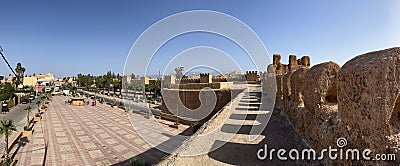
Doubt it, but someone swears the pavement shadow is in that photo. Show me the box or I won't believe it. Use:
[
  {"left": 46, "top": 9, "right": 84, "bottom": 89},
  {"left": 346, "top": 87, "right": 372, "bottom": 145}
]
[
  {"left": 229, "top": 113, "right": 259, "bottom": 121},
  {"left": 11, "top": 136, "right": 30, "bottom": 159},
  {"left": 112, "top": 127, "right": 193, "bottom": 165}
]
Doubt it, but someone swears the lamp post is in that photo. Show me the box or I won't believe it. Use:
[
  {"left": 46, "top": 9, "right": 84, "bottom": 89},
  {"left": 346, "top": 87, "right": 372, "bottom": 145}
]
[{"left": 36, "top": 77, "right": 39, "bottom": 97}]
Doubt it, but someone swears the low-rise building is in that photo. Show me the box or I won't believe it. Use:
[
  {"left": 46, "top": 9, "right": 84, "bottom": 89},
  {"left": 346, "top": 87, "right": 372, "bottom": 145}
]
[{"left": 23, "top": 73, "right": 55, "bottom": 87}]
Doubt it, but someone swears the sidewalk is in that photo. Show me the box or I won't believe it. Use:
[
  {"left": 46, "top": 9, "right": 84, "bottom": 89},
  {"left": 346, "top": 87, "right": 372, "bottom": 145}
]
[{"left": 11, "top": 121, "right": 46, "bottom": 166}]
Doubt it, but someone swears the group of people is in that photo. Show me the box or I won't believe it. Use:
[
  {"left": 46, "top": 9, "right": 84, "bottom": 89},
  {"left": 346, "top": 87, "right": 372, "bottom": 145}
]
[{"left": 64, "top": 99, "right": 97, "bottom": 106}]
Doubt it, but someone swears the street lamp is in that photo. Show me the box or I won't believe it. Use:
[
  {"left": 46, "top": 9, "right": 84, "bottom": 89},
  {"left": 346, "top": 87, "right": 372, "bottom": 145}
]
[{"left": 36, "top": 77, "right": 39, "bottom": 97}]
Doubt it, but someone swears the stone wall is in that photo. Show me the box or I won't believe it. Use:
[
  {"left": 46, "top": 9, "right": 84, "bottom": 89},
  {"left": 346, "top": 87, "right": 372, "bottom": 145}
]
[
  {"left": 161, "top": 88, "right": 241, "bottom": 125},
  {"left": 200, "top": 73, "right": 212, "bottom": 83},
  {"left": 179, "top": 78, "right": 199, "bottom": 84},
  {"left": 269, "top": 54, "right": 311, "bottom": 76},
  {"left": 245, "top": 71, "right": 258, "bottom": 83},
  {"left": 212, "top": 77, "right": 227, "bottom": 83},
  {"left": 163, "top": 74, "right": 176, "bottom": 85},
  {"left": 162, "top": 72, "right": 241, "bottom": 125},
  {"left": 263, "top": 47, "right": 400, "bottom": 164},
  {"left": 338, "top": 47, "right": 400, "bottom": 163},
  {"left": 172, "top": 82, "right": 232, "bottom": 90}
]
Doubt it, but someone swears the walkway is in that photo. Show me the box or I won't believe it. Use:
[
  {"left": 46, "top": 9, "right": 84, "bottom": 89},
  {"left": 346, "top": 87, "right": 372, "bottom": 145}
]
[
  {"left": 159, "top": 84, "right": 320, "bottom": 165},
  {"left": 13, "top": 96, "right": 191, "bottom": 165}
]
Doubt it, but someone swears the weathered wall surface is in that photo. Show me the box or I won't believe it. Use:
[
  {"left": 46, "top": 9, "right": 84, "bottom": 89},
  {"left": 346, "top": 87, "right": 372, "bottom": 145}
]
[
  {"left": 275, "top": 75, "right": 283, "bottom": 110},
  {"left": 200, "top": 73, "right": 212, "bottom": 83},
  {"left": 338, "top": 47, "right": 400, "bottom": 162},
  {"left": 263, "top": 48, "right": 400, "bottom": 164},
  {"left": 172, "top": 82, "right": 232, "bottom": 90},
  {"left": 212, "top": 77, "right": 227, "bottom": 83},
  {"left": 271, "top": 61, "right": 340, "bottom": 154},
  {"left": 161, "top": 88, "right": 241, "bottom": 125},
  {"left": 245, "top": 71, "right": 258, "bottom": 83},
  {"left": 302, "top": 62, "right": 340, "bottom": 152}
]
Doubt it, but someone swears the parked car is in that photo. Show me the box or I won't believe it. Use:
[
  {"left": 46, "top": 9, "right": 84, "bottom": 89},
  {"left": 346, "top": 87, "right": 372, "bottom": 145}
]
[{"left": 21, "top": 99, "right": 29, "bottom": 104}]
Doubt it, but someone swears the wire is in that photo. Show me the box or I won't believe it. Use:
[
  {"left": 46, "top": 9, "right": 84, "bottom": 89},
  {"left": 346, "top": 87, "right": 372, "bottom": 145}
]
[{"left": 0, "top": 46, "right": 22, "bottom": 84}]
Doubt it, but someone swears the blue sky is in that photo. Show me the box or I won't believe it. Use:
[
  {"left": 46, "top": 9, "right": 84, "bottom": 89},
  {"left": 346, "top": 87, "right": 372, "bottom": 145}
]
[{"left": 0, "top": 0, "right": 399, "bottom": 78}]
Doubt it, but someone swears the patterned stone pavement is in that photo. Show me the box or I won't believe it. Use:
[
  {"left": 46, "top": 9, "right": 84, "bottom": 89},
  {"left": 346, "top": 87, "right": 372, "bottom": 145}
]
[{"left": 13, "top": 96, "right": 191, "bottom": 165}]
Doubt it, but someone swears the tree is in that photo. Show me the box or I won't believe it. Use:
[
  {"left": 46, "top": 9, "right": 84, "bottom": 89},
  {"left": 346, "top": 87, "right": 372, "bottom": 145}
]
[
  {"left": 105, "top": 71, "right": 112, "bottom": 92},
  {"left": 15, "top": 63, "right": 26, "bottom": 85},
  {"left": 113, "top": 79, "right": 122, "bottom": 94},
  {"left": 24, "top": 106, "right": 32, "bottom": 127},
  {"left": 145, "top": 80, "right": 161, "bottom": 99},
  {"left": 175, "top": 67, "right": 184, "bottom": 79},
  {"left": 76, "top": 73, "right": 95, "bottom": 90},
  {"left": 0, "top": 83, "right": 15, "bottom": 101},
  {"left": 0, "top": 119, "right": 17, "bottom": 165},
  {"left": 95, "top": 76, "right": 107, "bottom": 89},
  {"left": 71, "top": 86, "right": 77, "bottom": 95}
]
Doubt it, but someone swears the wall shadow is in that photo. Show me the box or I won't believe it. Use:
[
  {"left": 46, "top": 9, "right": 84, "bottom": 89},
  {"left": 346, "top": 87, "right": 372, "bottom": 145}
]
[{"left": 207, "top": 109, "right": 321, "bottom": 165}]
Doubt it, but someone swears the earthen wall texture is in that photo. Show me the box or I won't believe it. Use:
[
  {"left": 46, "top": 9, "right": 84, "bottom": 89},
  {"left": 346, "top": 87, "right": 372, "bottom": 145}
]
[
  {"left": 161, "top": 88, "right": 241, "bottom": 125},
  {"left": 263, "top": 48, "right": 400, "bottom": 164}
]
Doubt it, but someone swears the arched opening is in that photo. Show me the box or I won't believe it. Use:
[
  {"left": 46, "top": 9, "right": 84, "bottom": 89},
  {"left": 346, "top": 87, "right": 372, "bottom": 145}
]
[
  {"left": 390, "top": 95, "right": 400, "bottom": 134},
  {"left": 298, "top": 92, "right": 305, "bottom": 107},
  {"left": 325, "top": 85, "right": 338, "bottom": 103}
]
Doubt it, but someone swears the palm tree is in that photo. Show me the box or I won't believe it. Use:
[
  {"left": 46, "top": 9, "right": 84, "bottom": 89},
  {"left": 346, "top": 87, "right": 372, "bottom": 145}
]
[
  {"left": 0, "top": 119, "right": 17, "bottom": 165},
  {"left": 24, "top": 106, "right": 32, "bottom": 126},
  {"left": 15, "top": 63, "right": 26, "bottom": 85}
]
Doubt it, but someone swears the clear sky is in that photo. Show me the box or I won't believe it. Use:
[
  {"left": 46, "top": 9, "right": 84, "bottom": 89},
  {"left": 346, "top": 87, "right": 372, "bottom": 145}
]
[{"left": 0, "top": 0, "right": 399, "bottom": 78}]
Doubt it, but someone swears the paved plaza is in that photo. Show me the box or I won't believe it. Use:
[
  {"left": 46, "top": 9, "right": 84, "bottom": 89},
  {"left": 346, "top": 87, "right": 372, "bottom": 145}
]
[{"left": 12, "top": 96, "right": 191, "bottom": 165}]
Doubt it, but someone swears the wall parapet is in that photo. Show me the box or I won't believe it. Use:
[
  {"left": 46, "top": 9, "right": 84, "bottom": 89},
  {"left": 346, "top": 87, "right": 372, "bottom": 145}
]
[{"left": 263, "top": 48, "right": 400, "bottom": 164}]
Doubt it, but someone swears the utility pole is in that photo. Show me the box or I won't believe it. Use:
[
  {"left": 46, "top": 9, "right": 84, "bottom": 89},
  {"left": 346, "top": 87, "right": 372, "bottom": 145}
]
[{"left": 0, "top": 46, "right": 22, "bottom": 85}]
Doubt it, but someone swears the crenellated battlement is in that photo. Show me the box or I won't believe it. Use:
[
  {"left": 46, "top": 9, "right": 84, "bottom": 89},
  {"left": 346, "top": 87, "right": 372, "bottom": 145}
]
[
  {"left": 200, "top": 73, "right": 212, "bottom": 83},
  {"left": 270, "top": 54, "right": 311, "bottom": 75},
  {"left": 245, "top": 71, "right": 258, "bottom": 83},
  {"left": 262, "top": 47, "right": 400, "bottom": 165}
]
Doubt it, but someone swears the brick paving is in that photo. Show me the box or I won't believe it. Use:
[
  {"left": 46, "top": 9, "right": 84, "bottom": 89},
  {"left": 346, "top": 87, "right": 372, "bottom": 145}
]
[{"left": 12, "top": 96, "right": 191, "bottom": 165}]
